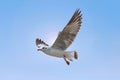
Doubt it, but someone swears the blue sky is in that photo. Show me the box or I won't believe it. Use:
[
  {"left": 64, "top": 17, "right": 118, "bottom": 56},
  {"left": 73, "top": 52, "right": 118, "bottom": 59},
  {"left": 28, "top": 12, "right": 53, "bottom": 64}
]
[{"left": 0, "top": 0, "right": 120, "bottom": 80}]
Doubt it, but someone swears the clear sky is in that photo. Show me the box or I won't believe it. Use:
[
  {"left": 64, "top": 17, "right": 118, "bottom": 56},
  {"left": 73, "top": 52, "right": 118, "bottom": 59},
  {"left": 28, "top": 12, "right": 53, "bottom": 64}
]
[{"left": 0, "top": 0, "right": 120, "bottom": 80}]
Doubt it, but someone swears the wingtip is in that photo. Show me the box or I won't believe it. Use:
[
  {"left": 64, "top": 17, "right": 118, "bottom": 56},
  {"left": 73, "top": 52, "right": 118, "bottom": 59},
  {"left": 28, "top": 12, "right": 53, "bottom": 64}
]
[
  {"left": 36, "top": 38, "right": 40, "bottom": 46},
  {"left": 35, "top": 38, "right": 49, "bottom": 46},
  {"left": 74, "top": 9, "right": 82, "bottom": 18},
  {"left": 75, "top": 9, "right": 81, "bottom": 13}
]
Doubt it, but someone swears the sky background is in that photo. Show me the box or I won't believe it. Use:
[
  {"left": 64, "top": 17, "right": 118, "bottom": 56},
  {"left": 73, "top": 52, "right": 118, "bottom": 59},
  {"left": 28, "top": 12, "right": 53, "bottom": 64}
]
[{"left": 0, "top": 0, "right": 120, "bottom": 80}]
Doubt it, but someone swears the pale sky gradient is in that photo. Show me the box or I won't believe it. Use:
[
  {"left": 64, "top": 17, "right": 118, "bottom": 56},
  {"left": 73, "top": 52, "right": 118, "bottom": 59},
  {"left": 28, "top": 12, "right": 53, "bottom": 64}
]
[{"left": 0, "top": 0, "right": 120, "bottom": 80}]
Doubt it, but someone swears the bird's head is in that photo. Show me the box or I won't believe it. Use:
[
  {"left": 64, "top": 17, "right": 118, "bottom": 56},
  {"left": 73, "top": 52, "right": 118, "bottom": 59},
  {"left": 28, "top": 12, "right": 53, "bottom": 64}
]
[{"left": 37, "top": 44, "right": 48, "bottom": 51}]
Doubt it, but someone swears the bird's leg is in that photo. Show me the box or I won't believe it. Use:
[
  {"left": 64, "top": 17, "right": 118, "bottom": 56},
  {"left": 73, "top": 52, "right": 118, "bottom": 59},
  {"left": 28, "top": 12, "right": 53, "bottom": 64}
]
[{"left": 63, "top": 55, "right": 70, "bottom": 65}]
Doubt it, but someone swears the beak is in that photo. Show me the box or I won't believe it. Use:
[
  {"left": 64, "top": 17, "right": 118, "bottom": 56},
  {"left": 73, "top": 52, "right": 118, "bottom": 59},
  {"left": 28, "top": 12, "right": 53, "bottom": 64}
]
[{"left": 37, "top": 49, "right": 41, "bottom": 51}]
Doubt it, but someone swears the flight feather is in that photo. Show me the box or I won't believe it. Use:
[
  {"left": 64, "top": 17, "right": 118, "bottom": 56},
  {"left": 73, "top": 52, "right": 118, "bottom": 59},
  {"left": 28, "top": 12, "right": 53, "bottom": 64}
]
[{"left": 52, "top": 9, "right": 82, "bottom": 50}]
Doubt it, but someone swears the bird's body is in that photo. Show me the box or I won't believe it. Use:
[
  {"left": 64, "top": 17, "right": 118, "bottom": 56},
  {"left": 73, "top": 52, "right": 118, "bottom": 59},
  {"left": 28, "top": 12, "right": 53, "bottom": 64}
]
[
  {"left": 37, "top": 44, "right": 75, "bottom": 61},
  {"left": 41, "top": 47, "right": 75, "bottom": 60},
  {"left": 42, "top": 47, "right": 72, "bottom": 58},
  {"left": 36, "top": 9, "right": 82, "bottom": 65}
]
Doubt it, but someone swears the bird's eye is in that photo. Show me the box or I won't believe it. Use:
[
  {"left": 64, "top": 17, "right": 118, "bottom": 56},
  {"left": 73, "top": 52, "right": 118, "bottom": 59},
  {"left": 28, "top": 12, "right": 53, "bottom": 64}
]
[{"left": 42, "top": 47, "right": 47, "bottom": 49}]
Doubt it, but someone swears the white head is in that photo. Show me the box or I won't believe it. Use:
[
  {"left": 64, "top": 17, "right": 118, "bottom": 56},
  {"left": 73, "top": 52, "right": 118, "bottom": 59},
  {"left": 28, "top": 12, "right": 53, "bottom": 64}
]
[{"left": 37, "top": 44, "right": 48, "bottom": 51}]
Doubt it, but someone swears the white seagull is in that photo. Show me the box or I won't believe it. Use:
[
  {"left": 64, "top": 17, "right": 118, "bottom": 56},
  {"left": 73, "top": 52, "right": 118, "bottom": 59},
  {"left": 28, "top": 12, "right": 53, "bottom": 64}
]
[{"left": 36, "top": 9, "right": 82, "bottom": 65}]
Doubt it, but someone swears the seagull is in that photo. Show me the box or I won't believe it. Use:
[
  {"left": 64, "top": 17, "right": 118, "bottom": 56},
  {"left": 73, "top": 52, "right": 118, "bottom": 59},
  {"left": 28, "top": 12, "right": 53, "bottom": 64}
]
[{"left": 36, "top": 9, "right": 82, "bottom": 65}]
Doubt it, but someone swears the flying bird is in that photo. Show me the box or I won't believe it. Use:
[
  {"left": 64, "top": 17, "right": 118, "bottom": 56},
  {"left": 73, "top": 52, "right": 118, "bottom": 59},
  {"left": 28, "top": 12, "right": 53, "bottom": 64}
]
[{"left": 36, "top": 9, "right": 82, "bottom": 65}]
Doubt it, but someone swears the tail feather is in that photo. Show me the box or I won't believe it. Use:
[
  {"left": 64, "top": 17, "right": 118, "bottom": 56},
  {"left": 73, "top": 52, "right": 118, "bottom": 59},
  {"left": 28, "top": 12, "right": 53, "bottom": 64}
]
[
  {"left": 74, "top": 51, "right": 78, "bottom": 59},
  {"left": 66, "top": 51, "right": 78, "bottom": 61}
]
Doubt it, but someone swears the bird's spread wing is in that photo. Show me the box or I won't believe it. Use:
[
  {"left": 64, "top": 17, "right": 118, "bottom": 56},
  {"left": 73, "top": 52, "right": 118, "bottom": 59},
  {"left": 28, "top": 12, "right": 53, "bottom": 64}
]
[
  {"left": 52, "top": 9, "right": 82, "bottom": 50},
  {"left": 36, "top": 38, "right": 49, "bottom": 46}
]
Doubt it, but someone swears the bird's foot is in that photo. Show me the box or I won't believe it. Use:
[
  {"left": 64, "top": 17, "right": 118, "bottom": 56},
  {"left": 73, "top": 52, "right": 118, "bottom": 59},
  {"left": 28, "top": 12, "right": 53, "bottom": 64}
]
[
  {"left": 63, "top": 55, "right": 70, "bottom": 65},
  {"left": 66, "top": 61, "right": 70, "bottom": 65}
]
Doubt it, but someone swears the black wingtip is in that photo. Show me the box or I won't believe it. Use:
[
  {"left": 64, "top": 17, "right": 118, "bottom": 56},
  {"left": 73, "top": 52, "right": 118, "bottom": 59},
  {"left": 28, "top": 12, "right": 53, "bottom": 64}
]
[
  {"left": 35, "top": 38, "right": 49, "bottom": 46},
  {"left": 75, "top": 8, "right": 82, "bottom": 16},
  {"left": 36, "top": 38, "right": 40, "bottom": 46}
]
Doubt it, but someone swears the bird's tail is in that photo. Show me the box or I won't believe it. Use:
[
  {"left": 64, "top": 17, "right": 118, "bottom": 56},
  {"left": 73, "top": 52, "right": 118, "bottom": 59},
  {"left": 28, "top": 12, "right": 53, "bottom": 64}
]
[
  {"left": 73, "top": 51, "right": 78, "bottom": 59},
  {"left": 66, "top": 51, "right": 78, "bottom": 61}
]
